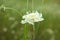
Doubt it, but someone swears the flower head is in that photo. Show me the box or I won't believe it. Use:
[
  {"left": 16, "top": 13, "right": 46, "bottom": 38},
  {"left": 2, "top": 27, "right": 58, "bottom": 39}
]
[{"left": 21, "top": 11, "right": 44, "bottom": 25}]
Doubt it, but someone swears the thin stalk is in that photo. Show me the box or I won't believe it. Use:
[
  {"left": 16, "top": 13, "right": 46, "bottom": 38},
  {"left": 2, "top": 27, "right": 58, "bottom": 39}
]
[
  {"left": 0, "top": 6, "right": 22, "bottom": 16},
  {"left": 41, "top": 0, "right": 44, "bottom": 12},
  {"left": 23, "top": 0, "right": 29, "bottom": 40},
  {"left": 32, "top": 25, "right": 35, "bottom": 40},
  {"left": 5, "top": 7, "right": 21, "bottom": 16},
  {"left": 24, "top": 24, "right": 27, "bottom": 40},
  {"left": 26, "top": 0, "right": 29, "bottom": 11},
  {"left": 2, "top": 0, "right": 21, "bottom": 16},
  {"left": 32, "top": 0, "right": 34, "bottom": 11}
]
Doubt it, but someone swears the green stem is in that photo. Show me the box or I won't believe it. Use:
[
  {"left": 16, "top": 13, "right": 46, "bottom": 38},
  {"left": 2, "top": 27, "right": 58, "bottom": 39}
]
[
  {"left": 32, "top": 25, "right": 35, "bottom": 40},
  {"left": 32, "top": 0, "right": 34, "bottom": 11},
  {"left": 5, "top": 7, "right": 22, "bottom": 16},
  {"left": 26, "top": 0, "right": 29, "bottom": 11},
  {"left": 24, "top": 24, "right": 27, "bottom": 40},
  {"left": 0, "top": 5, "right": 22, "bottom": 16}
]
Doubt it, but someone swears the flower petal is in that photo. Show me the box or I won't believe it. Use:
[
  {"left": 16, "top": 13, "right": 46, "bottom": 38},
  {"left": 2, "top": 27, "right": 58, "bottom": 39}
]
[{"left": 21, "top": 20, "right": 26, "bottom": 24}]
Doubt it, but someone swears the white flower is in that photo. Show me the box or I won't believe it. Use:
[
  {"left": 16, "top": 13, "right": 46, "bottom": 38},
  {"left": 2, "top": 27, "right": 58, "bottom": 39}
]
[
  {"left": 21, "top": 20, "right": 26, "bottom": 24},
  {"left": 21, "top": 11, "right": 44, "bottom": 25}
]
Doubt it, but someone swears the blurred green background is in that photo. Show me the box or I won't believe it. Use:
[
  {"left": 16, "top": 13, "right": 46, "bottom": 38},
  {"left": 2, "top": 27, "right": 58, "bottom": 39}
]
[{"left": 0, "top": 0, "right": 60, "bottom": 40}]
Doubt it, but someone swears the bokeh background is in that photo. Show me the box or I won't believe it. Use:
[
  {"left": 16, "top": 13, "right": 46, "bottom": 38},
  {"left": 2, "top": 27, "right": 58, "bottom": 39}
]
[{"left": 0, "top": 0, "right": 60, "bottom": 40}]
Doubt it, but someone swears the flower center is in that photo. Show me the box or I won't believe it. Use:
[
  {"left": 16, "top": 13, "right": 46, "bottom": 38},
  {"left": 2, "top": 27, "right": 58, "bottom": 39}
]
[{"left": 30, "top": 14, "right": 36, "bottom": 19}]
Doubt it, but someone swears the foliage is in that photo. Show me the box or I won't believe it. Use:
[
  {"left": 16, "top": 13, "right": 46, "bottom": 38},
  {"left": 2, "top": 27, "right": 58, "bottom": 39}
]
[{"left": 0, "top": 0, "right": 60, "bottom": 40}]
